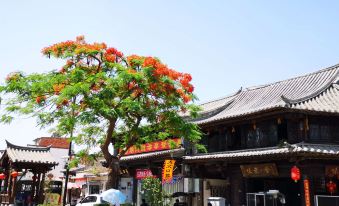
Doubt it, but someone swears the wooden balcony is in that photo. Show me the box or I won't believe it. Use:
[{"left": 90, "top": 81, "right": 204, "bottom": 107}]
[{"left": 0, "top": 194, "right": 9, "bottom": 206}]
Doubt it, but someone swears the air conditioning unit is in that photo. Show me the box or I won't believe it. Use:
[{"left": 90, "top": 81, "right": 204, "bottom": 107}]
[
  {"left": 194, "top": 178, "right": 200, "bottom": 192},
  {"left": 184, "top": 178, "right": 200, "bottom": 193}
]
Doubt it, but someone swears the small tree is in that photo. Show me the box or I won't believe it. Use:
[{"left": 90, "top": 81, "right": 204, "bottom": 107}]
[
  {"left": 141, "top": 177, "right": 170, "bottom": 206},
  {"left": 0, "top": 36, "right": 202, "bottom": 188}
]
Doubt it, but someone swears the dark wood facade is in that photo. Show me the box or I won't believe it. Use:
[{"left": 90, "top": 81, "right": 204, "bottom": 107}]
[
  {"left": 185, "top": 112, "right": 339, "bottom": 206},
  {"left": 184, "top": 65, "right": 339, "bottom": 206},
  {"left": 200, "top": 114, "right": 339, "bottom": 152}
]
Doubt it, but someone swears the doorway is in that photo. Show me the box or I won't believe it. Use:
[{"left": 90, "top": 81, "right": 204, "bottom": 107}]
[{"left": 246, "top": 178, "right": 301, "bottom": 206}]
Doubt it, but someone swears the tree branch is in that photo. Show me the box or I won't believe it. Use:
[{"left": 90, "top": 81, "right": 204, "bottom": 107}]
[
  {"left": 100, "top": 118, "right": 116, "bottom": 163},
  {"left": 117, "top": 115, "right": 142, "bottom": 159},
  {"left": 88, "top": 54, "right": 102, "bottom": 72}
]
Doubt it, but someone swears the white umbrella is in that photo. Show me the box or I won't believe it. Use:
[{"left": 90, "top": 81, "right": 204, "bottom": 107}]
[
  {"left": 67, "top": 182, "right": 81, "bottom": 189},
  {"left": 101, "top": 189, "right": 126, "bottom": 206}
]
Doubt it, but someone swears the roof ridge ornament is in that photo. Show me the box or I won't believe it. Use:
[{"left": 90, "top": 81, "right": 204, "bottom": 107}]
[
  {"left": 333, "top": 83, "right": 339, "bottom": 90},
  {"left": 191, "top": 87, "right": 243, "bottom": 121},
  {"left": 236, "top": 87, "right": 242, "bottom": 94},
  {"left": 5, "top": 140, "right": 51, "bottom": 151},
  {"left": 280, "top": 68, "right": 339, "bottom": 104},
  {"left": 281, "top": 95, "right": 292, "bottom": 105}
]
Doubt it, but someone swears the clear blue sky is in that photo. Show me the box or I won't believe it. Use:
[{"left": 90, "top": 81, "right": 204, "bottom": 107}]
[{"left": 1, "top": 0, "right": 339, "bottom": 149}]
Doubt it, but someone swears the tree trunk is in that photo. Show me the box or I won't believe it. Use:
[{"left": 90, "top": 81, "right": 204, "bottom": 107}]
[
  {"left": 101, "top": 118, "right": 118, "bottom": 189},
  {"left": 106, "top": 158, "right": 120, "bottom": 189}
]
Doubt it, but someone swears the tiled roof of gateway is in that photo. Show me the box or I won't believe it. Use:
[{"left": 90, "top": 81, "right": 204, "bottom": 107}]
[
  {"left": 120, "top": 148, "right": 185, "bottom": 162},
  {"left": 35, "top": 137, "right": 70, "bottom": 149},
  {"left": 194, "top": 64, "right": 339, "bottom": 125},
  {"left": 0, "top": 140, "right": 58, "bottom": 165},
  {"left": 183, "top": 143, "right": 339, "bottom": 162}
]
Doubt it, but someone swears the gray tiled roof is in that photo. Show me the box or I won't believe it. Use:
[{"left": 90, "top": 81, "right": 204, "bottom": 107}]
[
  {"left": 291, "top": 85, "right": 339, "bottom": 113},
  {"left": 183, "top": 143, "right": 339, "bottom": 161},
  {"left": 120, "top": 148, "right": 185, "bottom": 162},
  {"left": 1, "top": 140, "right": 58, "bottom": 165},
  {"left": 194, "top": 65, "right": 339, "bottom": 124}
]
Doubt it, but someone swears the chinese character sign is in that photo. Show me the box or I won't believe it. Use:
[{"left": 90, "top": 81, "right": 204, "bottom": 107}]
[
  {"left": 162, "top": 160, "right": 176, "bottom": 183},
  {"left": 325, "top": 166, "right": 339, "bottom": 178},
  {"left": 135, "top": 169, "right": 153, "bottom": 179},
  {"left": 304, "top": 179, "right": 311, "bottom": 206},
  {"left": 124, "top": 138, "right": 182, "bottom": 156},
  {"left": 240, "top": 163, "right": 279, "bottom": 177}
]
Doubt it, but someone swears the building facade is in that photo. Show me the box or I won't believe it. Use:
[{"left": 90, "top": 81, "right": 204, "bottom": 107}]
[
  {"left": 184, "top": 65, "right": 339, "bottom": 206},
  {"left": 0, "top": 141, "right": 58, "bottom": 205},
  {"left": 119, "top": 138, "right": 186, "bottom": 205},
  {"left": 33, "top": 137, "right": 70, "bottom": 181}
]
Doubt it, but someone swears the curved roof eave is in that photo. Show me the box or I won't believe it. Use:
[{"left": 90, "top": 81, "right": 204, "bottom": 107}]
[{"left": 281, "top": 68, "right": 339, "bottom": 104}]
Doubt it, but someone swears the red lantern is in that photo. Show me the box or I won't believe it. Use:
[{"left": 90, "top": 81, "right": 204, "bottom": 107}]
[
  {"left": 291, "top": 166, "right": 301, "bottom": 182},
  {"left": 0, "top": 173, "right": 6, "bottom": 180},
  {"left": 11, "top": 171, "right": 18, "bottom": 178},
  {"left": 327, "top": 180, "right": 337, "bottom": 195}
]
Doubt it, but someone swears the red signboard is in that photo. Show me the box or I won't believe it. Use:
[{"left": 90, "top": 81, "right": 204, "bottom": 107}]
[
  {"left": 124, "top": 138, "right": 182, "bottom": 156},
  {"left": 162, "top": 160, "right": 176, "bottom": 183},
  {"left": 135, "top": 169, "right": 154, "bottom": 179},
  {"left": 304, "top": 179, "right": 311, "bottom": 206}
]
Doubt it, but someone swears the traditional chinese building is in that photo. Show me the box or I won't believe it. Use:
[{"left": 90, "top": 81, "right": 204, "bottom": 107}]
[
  {"left": 0, "top": 140, "right": 58, "bottom": 206},
  {"left": 33, "top": 137, "right": 70, "bottom": 183},
  {"left": 118, "top": 138, "right": 185, "bottom": 205},
  {"left": 184, "top": 65, "right": 339, "bottom": 206}
]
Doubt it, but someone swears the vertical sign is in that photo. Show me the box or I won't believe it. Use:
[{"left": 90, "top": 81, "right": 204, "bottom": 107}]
[
  {"left": 162, "top": 160, "right": 176, "bottom": 183},
  {"left": 304, "top": 179, "right": 311, "bottom": 206}
]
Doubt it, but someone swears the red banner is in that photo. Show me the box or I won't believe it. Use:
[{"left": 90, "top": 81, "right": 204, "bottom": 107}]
[
  {"left": 304, "top": 179, "right": 311, "bottom": 206},
  {"left": 135, "top": 169, "right": 154, "bottom": 179},
  {"left": 162, "top": 160, "right": 176, "bottom": 183},
  {"left": 124, "top": 138, "right": 182, "bottom": 156}
]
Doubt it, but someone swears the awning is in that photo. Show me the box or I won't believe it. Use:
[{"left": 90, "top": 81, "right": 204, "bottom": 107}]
[
  {"left": 70, "top": 172, "right": 96, "bottom": 182},
  {"left": 183, "top": 143, "right": 339, "bottom": 162},
  {"left": 120, "top": 148, "right": 185, "bottom": 162},
  {"left": 67, "top": 182, "right": 81, "bottom": 189}
]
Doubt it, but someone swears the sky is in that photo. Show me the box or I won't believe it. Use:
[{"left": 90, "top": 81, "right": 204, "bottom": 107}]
[{"left": 1, "top": 1, "right": 339, "bottom": 149}]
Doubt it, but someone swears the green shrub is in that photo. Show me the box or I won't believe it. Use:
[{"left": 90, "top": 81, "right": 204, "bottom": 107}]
[{"left": 141, "top": 177, "right": 173, "bottom": 206}]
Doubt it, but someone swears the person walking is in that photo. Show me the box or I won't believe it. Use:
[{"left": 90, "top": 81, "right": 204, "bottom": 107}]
[
  {"left": 174, "top": 199, "right": 180, "bottom": 206},
  {"left": 141, "top": 199, "right": 149, "bottom": 206}
]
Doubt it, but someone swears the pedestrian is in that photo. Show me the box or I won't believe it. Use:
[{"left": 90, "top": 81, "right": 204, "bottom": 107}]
[
  {"left": 208, "top": 203, "right": 212, "bottom": 206},
  {"left": 174, "top": 199, "right": 180, "bottom": 206},
  {"left": 141, "top": 198, "right": 149, "bottom": 206}
]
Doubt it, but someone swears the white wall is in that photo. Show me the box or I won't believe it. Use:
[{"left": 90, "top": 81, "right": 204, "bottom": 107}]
[
  {"left": 49, "top": 147, "right": 68, "bottom": 180},
  {"left": 203, "top": 179, "right": 228, "bottom": 206},
  {"left": 119, "top": 178, "right": 134, "bottom": 204},
  {"left": 19, "top": 147, "right": 68, "bottom": 181}
]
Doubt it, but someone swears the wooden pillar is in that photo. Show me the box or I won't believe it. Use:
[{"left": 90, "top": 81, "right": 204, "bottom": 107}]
[
  {"left": 31, "top": 172, "right": 37, "bottom": 203},
  {"left": 11, "top": 176, "right": 18, "bottom": 204},
  {"left": 230, "top": 168, "right": 245, "bottom": 206},
  {"left": 38, "top": 173, "right": 46, "bottom": 204},
  {"left": 34, "top": 172, "right": 41, "bottom": 202},
  {"left": 133, "top": 178, "right": 138, "bottom": 204},
  {"left": 4, "top": 169, "right": 9, "bottom": 194},
  {"left": 8, "top": 170, "right": 13, "bottom": 204}
]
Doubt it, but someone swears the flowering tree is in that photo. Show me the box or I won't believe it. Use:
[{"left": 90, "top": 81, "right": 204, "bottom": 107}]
[{"left": 0, "top": 36, "right": 202, "bottom": 188}]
